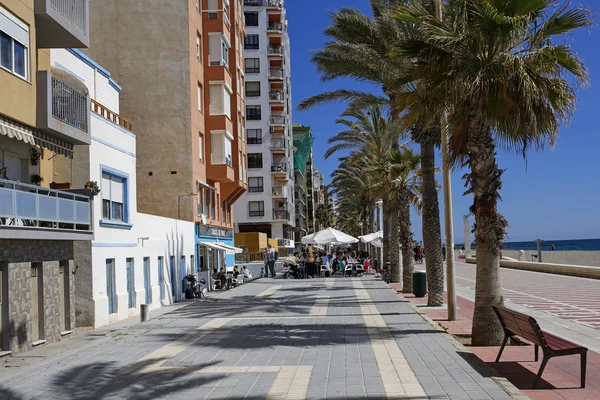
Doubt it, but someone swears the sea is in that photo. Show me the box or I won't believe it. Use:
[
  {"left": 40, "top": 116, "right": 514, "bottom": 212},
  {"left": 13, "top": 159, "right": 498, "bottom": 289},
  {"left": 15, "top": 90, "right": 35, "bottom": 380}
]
[{"left": 469, "top": 238, "right": 600, "bottom": 251}]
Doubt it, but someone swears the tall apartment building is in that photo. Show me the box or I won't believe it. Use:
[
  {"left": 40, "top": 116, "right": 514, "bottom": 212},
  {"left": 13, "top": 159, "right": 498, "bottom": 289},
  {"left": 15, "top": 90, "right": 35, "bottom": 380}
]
[
  {"left": 0, "top": 0, "right": 91, "bottom": 352},
  {"left": 85, "top": 0, "right": 247, "bottom": 266},
  {"left": 233, "top": 0, "right": 295, "bottom": 247}
]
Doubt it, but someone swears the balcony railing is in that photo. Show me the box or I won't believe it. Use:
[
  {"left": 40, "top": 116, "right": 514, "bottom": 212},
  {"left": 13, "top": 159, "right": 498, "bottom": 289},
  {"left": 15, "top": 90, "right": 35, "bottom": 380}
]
[
  {"left": 271, "top": 163, "right": 287, "bottom": 173},
  {"left": 248, "top": 186, "right": 264, "bottom": 193},
  {"left": 52, "top": 76, "right": 89, "bottom": 133},
  {"left": 0, "top": 179, "right": 92, "bottom": 237},
  {"left": 268, "top": 22, "right": 283, "bottom": 31},
  {"left": 268, "top": 68, "right": 284, "bottom": 79},
  {"left": 249, "top": 210, "right": 265, "bottom": 217},
  {"left": 272, "top": 209, "right": 290, "bottom": 220},
  {"left": 270, "top": 139, "right": 286, "bottom": 149},
  {"left": 268, "top": 46, "right": 282, "bottom": 55},
  {"left": 269, "top": 90, "right": 284, "bottom": 101},
  {"left": 268, "top": 0, "right": 283, "bottom": 7},
  {"left": 269, "top": 115, "right": 286, "bottom": 125},
  {"left": 35, "top": 0, "right": 90, "bottom": 48},
  {"left": 91, "top": 99, "right": 133, "bottom": 132},
  {"left": 272, "top": 186, "right": 288, "bottom": 197}
]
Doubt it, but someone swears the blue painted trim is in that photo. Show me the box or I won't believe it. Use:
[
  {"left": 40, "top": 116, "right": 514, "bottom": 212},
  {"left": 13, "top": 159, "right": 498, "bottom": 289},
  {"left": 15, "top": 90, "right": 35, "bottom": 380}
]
[
  {"left": 99, "top": 220, "right": 134, "bottom": 230},
  {"left": 92, "top": 136, "right": 136, "bottom": 157},
  {"left": 93, "top": 242, "right": 138, "bottom": 248},
  {"left": 91, "top": 113, "right": 136, "bottom": 138},
  {"left": 100, "top": 164, "right": 131, "bottom": 224},
  {"left": 67, "top": 48, "right": 123, "bottom": 93}
]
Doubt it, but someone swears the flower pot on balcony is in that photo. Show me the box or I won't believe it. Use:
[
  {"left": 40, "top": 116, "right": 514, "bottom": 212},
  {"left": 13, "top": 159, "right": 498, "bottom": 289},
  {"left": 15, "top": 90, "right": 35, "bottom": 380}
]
[{"left": 50, "top": 182, "right": 72, "bottom": 190}]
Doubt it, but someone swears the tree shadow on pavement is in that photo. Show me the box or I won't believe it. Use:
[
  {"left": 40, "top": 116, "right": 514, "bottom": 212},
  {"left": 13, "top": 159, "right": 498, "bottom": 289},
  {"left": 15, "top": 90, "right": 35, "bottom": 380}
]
[{"left": 0, "top": 359, "right": 223, "bottom": 400}]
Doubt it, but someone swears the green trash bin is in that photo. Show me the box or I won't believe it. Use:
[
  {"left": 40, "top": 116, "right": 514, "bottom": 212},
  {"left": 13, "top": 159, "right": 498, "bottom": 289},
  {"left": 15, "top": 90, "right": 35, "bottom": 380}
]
[{"left": 413, "top": 271, "right": 427, "bottom": 297}]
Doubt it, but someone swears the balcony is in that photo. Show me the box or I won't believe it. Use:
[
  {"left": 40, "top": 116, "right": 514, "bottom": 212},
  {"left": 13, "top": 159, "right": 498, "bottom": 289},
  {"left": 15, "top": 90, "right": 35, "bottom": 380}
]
[
  {"left": 269, "top": 115, "right": 286, "bottom": 125},
  {"left": 270, "top": 138, "right": 286, "bottom": 151},
  {"left": 271, "top": 162, "right": 287, "bottom": 174},
  {"left": 34, "top": 0, "right": 90, "bottom": 48},
  {"left": 268, "top": 22, "right": 283, "bottom": 32},
  {"left": 268, "top": 68, "right": 284, "bottom": 80},
  {"left": 0, "top": 179, "right": 93, "bottom": 240},
  {"left": 269, "top": 90, "right": 284, "bottom": 101},
  {"left": 268, "top": 45, "right": 283, "bottom": 56},
  {"left": 272, "top": 209, "right": 290, "bottom": 220},
  {"left": 272, "top": 186, "right": 288, "bottom": 197},
  {"left": 37, "top": 70, "right": 91, "bottom": 145}
]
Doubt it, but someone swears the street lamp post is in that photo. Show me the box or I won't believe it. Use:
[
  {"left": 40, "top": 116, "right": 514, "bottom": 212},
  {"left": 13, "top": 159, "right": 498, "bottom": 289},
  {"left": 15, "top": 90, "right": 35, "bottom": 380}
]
[{"left": 436, "top": 0, "right": 457, "bottom": 321}]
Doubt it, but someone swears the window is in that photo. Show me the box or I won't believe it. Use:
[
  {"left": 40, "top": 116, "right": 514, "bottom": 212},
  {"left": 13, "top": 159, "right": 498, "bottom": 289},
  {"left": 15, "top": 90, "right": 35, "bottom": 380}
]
[
  {"left": 198, "top": 133, "right": 204, "bottom": 162},
  {"left": 0, "top": 5, "right": 29, "bottom": 80},
  {"left": 222, "top": 39, "right": 229, "bottom": 67},
  {"left": 246, "top": 105, "right": 261, "bottom": 120},
  {"left": 248, "top": 177, "right": 263, "bottom": 192},
  {"left": 245, "top": 81, "right": 260, "bottom": 97},
  {"left": 208, "top": 34, "right": 229, "bottom": 67},
  {"left": 247, "top": 153, "right": 262, "bottom": 169},
  {"left": 197, "top": 82, "right": 203, "bottom": 112},
  {"left": 101, "top": 169, "right": 129, "bottom": 226},
  {"left": 249, "top": 201, "right": 264, "bottom": 217},
  {"left": 244, "top": 34, "right": 259, "bottom": 50},
  {"left": 209, "top": 84, "right": 232, "bottom": 118},
  {"left": 223, "top": 1, "right": 230, "bottom": 27},
  {"left": 244, "top": 12, "right": 258, "bottom": 26},
  {"left": 239, "top": 150, "right": 243, "bottom": 182},
  {"left": 247, "top": 128, "right": 262, "bottom": 144},
  {"left": 196, "top": 0, "right": 200, "bottom": 11},
  {"left": 245, "top": 58, "right": 260, "bottom": 73},
  {"left": 196, "top": 33, "right": 201, "bottom": 62},
  {"left": 243, "top": 154, "right": 247, "bottom": 183},
  {"left": 210, "top": 132, "right": 233, "bottom": 166},
  {"left": 204, "top": 189, "right": 210, "bottom": 216}
]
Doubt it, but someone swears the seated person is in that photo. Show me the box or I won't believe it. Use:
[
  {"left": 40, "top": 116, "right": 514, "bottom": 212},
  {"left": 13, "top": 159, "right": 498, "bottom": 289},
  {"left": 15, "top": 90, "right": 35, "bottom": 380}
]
[
  {"left": 217, "top": 267, "right": 227, "bottom": 289},
  {"left": 243, "top": 266, "right": 253, "bottom": 280},
  {"left": 232, "top": 266, "right": 241, "bottom": 286},
  {"left": 259, "top": 267, "right": 265, "bottom": 278}
]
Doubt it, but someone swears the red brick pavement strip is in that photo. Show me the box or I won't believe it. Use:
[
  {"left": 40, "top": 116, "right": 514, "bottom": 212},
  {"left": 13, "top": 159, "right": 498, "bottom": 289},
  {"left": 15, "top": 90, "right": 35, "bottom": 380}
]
[
  {"left": 392, "top": 284, "right": 600, "bottom": 400},
  {"left": 450, "top": 261, "right": 600, "bottom": 330}
]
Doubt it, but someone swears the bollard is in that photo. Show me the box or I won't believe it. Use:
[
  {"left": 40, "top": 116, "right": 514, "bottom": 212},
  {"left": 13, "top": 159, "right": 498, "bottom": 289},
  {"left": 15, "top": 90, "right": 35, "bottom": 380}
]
[{"left": 140, "top": 304, "right": 149, "bottom": 322}]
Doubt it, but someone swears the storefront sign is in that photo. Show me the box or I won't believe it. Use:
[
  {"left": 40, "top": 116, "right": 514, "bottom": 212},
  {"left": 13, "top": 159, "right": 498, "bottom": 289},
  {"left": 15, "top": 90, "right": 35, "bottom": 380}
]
[
  {"left": 197, "top": 224, "right": 233, "bottom": 238},
  {"left": 277, "top": 239, "right": 294, "bottom": 248}
]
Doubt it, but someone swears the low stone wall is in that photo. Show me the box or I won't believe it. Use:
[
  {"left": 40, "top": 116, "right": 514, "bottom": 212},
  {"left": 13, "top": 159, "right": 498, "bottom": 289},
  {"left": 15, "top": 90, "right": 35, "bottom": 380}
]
[{"left": 465, "top": 257, "right": 600, "bottom": 280}]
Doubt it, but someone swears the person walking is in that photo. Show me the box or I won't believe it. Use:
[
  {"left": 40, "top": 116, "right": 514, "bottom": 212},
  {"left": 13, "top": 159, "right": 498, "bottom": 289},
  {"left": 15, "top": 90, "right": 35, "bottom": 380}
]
[{"left": 266, "top": 244, "right": 277, "bottom": 278}]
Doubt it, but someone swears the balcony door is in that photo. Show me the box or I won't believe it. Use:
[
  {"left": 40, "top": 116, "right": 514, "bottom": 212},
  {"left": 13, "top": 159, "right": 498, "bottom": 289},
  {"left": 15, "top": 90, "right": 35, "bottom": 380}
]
[{"left": 1, "top": 151, "right": 26, "bottom": 182}]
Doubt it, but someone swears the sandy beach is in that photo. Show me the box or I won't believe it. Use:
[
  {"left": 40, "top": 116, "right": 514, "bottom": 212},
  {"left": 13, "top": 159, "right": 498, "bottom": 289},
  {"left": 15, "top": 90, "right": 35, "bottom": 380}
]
[{"left": 501, "top": 250, "right": 600, "bottom": 268}]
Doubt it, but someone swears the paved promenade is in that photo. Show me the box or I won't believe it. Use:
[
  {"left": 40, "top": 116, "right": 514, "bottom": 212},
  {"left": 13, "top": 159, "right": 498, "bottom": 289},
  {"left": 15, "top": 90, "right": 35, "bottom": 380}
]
[{"left": 0, "top": 277, "right": 515, "bottom": 399}]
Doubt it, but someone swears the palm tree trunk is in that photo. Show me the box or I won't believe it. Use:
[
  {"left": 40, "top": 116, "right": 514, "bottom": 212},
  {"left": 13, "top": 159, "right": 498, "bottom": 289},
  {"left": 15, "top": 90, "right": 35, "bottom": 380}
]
[
  {"left": 389, "top": 205, "right": 401, "bottom": 283},
  {"left": 398, "top": 188, "right": 414, "bottom": 292},
  {"left": 420, "top": 137, "right": 444, "bottom": 306},
  {"left": 382, "top": 197, "right": 392, "bottom": 268},
  {"left": 467, "top": 119, "right": 507, "bottom": 346}
]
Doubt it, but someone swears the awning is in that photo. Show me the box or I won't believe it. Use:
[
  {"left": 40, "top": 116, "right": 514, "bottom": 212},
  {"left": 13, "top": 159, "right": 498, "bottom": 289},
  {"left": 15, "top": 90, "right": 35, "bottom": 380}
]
[
  {"left": 215, "top": 242, "right": 243, "bottom": 254},
  {"left": 198, "top": 241, "right": 227, "bottom": 251},
  {"left": 34, "top": 131, "right": 74, "bottom": 159},
  {"left": 0, "top": 115, "right": 36, "bottom": 146}
]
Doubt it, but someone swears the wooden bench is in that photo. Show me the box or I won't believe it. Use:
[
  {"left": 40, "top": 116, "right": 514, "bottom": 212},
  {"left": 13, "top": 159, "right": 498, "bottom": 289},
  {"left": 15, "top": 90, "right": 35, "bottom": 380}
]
[{"left": 493, "top": 305, "right": 587, "bottom": 388}]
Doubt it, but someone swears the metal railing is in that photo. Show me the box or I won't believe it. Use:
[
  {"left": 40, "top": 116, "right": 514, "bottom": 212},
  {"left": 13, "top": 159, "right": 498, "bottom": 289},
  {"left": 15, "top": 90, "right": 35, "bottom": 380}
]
[
  {"left": 91, "top": 99, "right": 134, "bottom": 132},
  {"left": 0, "top": 179, "right": 92, "bottom": 232},
  {"left": 272, "top": 186, "right": 288, "bottom": 197},
  {"left": 51, "top": 76, "right": 89, "bottom": 133},
  {"left": 271, "top": 163, "right": 287, "bottom": 173},
  {"left": 270, "top": 139, "right": 286, "bottom": 149},
  {"left": 269, "top": 115, "right": 286, "bottom": 125},
  {"left": 269, "top": 90, "right": 284, "bottom": 100},
  {"left": 268, "top": 22, "right": 283, "bottom": 31},
  {"left": 268, "top": 46, "right": 282, "bottom": 55},
  {"left": 50, "top": 0, "right": 87, "bottom": 33},
  {"left": 272, "top": 209, "right": 290, "bottom": 220},
  {"left": 248, "top": 186, "right": 264, "bottom": 193},
  {"left": 268, "top": 68, "right": 283, "bottom": 79}
]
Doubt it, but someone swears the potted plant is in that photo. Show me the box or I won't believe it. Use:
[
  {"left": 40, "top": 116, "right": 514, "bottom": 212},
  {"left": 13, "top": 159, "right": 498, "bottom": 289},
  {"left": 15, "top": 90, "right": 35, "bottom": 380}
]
[
  {"left": 85, "top": 181, "right": 101, "bottom": 197},
  {"left": 31, "top": 148, "right": 41, "bottom": 166},
  {"left": 31, "top": 174, "right": 43, "bottom": 186}
]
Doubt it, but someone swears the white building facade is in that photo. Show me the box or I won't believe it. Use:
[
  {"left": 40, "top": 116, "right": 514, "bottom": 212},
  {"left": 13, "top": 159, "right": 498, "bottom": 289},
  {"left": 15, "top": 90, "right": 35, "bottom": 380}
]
[
  {"left": 49, "top": 49, "right": 198, "bottom": 329},
  {"left": 234, "top": 0, "right": 295, "bottom": 246}
]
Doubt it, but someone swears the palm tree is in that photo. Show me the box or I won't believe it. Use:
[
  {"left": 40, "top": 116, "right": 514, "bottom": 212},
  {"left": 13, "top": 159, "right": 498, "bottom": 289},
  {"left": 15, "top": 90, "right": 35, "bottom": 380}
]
[
  {"left": 373, "top": 148, "right": 422, "bottom": 291},
  {"left": 315, "top": 203, "right": 334, "bottom": 229},
  {"left": 393, "top": 0, "right": 590, "bottom": 345},
  {"left": 326, "top": 106, "right": 402, "bottom": 281},
  {"left": 298, "top": 0, "right": 445, "bottom": 304}
]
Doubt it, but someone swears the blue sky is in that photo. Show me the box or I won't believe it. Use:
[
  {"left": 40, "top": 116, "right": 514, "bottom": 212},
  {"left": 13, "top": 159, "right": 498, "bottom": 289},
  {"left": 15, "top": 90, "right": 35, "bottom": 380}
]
[{"left": 286, "top": 0, "right": 600, "bottom": 243}]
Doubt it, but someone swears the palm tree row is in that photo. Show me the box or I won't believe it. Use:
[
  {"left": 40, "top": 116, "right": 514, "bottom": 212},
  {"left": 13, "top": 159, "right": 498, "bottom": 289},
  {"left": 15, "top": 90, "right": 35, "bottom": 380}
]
[{"left": 303, "top": 0, "right": 590, "bottom": 345}]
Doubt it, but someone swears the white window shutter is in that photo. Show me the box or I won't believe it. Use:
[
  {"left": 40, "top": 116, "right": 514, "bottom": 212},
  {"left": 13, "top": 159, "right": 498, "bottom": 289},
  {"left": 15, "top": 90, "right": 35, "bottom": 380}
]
[
  {"left": 111, "top": 178, "right": 124, "bottom": 203},
  {"left": 210, "top": 85, "right": 222, "bottom": 115},
  {"left": 101, "top": 174, "right": 111, "bottom": 200}
]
